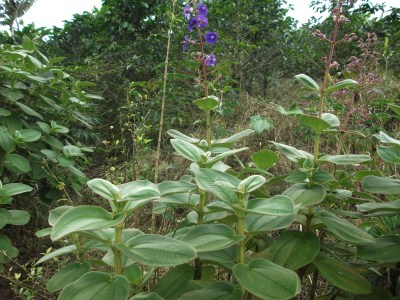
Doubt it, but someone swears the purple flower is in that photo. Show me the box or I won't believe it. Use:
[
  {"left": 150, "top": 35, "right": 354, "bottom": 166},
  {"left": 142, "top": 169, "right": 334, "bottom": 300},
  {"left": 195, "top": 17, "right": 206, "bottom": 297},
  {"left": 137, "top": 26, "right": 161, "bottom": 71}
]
[
  {"left": 183, "top": 5, "right": 192, "bottom": 20},
  {"left": 198, "top": 3, "right": 208, "bottom": 16},
  {"left": 196, "top": 15, "right": 208, "bottom": 28},
  {"left": 205, "top": 31, "right": 218, "bottom": 44},
  {"left": 204, "top": 54, "right": 216, "bottom": 67},
  {"left": 187, "top": 18, "right": 197, "bottom": 32},
  {"left": 182, "top": 35, "right": 189, "bottom": 50}
]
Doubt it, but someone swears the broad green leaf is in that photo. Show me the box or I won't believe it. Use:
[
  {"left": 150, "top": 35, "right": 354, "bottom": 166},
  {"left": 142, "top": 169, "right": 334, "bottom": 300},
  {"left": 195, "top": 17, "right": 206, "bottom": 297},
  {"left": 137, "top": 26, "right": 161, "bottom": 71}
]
[
  {"left": 206, "top": 147, "right": 248, "bottom": 166},
  {"left": 68, "top": 165, "right": 86, "bottom": 178},
  {"left": 180, "top": 282, "right": 242, "bottom": 300},
  {"left": 116, "top": 234, "right": 196, "bottom": 267},
  {"left": 157, "top": 181, "right": 195, "bottom": 196},
  {"left": 311, "top": 170, "right": 336, "bottom": 183},
  {"left": 294, "top": 74, "right": 319, "bottom": 91},
  {"left": 0, "top": 209, "right": 11, "bottom": 229},
  {"left": 58, "top": 271, "right": 130, "bottom": 300},
  {"left": 284, "top": 171, "right": 308, "bottom": 183},
  {"left": 321, "top": 113, "right": 340, "bottom": 127},
  {"left": 87, "top": 179, "right": 120, "bottom": 201},
  {"left": 324, "top": 79, "right": 357, "bottom": 94},
  {"left": 313, "top": 253, "right": 371, "bottom": 294},
  {"left": 8, "top": 210, "right": 30, "bottom": 225},
  {"left": 27, "top": 54, "right": 43, "bottom": 68},
  {"left": 239, "top": 175, "right": 266, "bottom": 193},
  {"left": 271, "top": 142, "right": 313, "bottom": 164},
  {"left": 36, "top": 121, "right": 51, "bottom": 134},
  {"left": 389, "top": 103, "right": 400, "bottom": 117},
  {"left": 198, "top": 246, "right": 237, "bottom": 270},
  {"left": 122, "top": 263, "right": 142, "bottom": 284},
  {"left": 233, "top": 259, "right": 301, "bottom": 300},
  {"left": 176, "top": 224, "right": 243, "bottom": 252},
  {"left": 16, "top": 129, "right": 41, "bottom": 142},
  {"left": 354, "top": 287, "right": 397, "bottom": 300},
  {"left": 283, "top": 183, "right": 326, "bottom": 206},
  {"left": 48, "top": 206, "right": 73, "bottom": 226},
  {"left": 276, "top": 103, "right": 303, "bottom": 116},
  {"left": 245, "top": 213, "right": 295, "bottom": 233},
  {"left": 268, "top": 231, "right": 320, "bottom": 270},
  {"left": 362, "top": 176, "right": 400, "bottom": 194},
  {"left": 319, "top": 154, "right": 371, "bottom": 165},
  {"left": 25, "top": 74, "right": 47, "bottom": 83},
  {"left": 4, "top": 154, "right": 31, "bottom": 173},
  {"left": 212, "top": 129, "right": 254, "bottom": 146},
  {"left": 195, "top": 168, "right": 240, "bottom": 205},
  {"left": 193, "top": 95, "right": 219, "bottom": 112},
  {"left": 327, "top": 189, "right": 352, "bottom": 200},
  {"left": 0, "top": 108, "right": 11, "bottom": 116},
  {"left": 251, "top": 149, "right": 278, "bottom": 170},
  {"left": 0, "top": 234, "right": 18, "bottom": 263},
  {"left": 1, "top": 183, "right": 32, "bottom": 197},
  {"left": 356, "top": 200, "right": 400, "bottom": 215},
  {"left": 245, "top": 196, "right": 295, "bottom": 216},
  {"left": 171, "top": 139, "right": 205, "bottom": 163},
  {"left": 36, "top": 228, "right": 52, "bottom": 238},
  {"left": 15, "top": 102, "right": 43, "bottom": 119},
  {"left": 118, "top": 180, "right": 160, "bottom": 202},
  {"left": 57, "top": 155, "right": 74, "bottom": 167},
  {"left": 0, "top": 131, "right": 15, "bottom": 152},
  {"left": 0, "top": 88, "right": 24, "bottom": 101},
  {"left": 44, "top": 135, "right": 64, "bottom": 149},
  {"left": 50, "top": 121, "right": 69, "bottom": 133},
  {"left": 297, "top": 115, "right": 331, "bottom": 132},
  {"left": 63, "top": 145, "right": 83, "bottom": 157},
  {"left": 50, "top": 206, "right": 125, "bottom": 241},
  {"left": 316, "top": 210, "right": 375, "bottom": 244},
  {"left": 151, "top": 264, "right": 194, "bottom": 300},
  {"left": 250, "top": 115, "right": 274, "bottom": 133},
  {"left": 158, "top": 193, "right": 199, "bottom": 208},
  {"left": 377, "top": 146, "right": 400, "bottom": 164},
  {"left": 131, "top": 292, "right": 165, "bottom": 300},
  {"left": 36, "top": 245, "right": 77, "bottom": 264},
  {"left": 357, "top": 235, "right": 400, "bottom": 263},
  {"left": 374, "top": 131, "right": 400, "bottom": 146},
  {"left": 166, "top": 129, "right": 199, "bottom": 143},
  {"left": 49, "top": 56, "right": 66, "bottom": 64},
  {"left": 47, "top": 262, "right": 90, "bottom": 292}
]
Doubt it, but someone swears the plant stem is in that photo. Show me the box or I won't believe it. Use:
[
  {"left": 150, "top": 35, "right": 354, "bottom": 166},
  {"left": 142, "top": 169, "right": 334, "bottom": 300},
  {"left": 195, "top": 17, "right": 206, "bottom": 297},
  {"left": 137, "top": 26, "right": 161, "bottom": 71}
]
[
  {"left": 197, "top": 190, "right": 206, "bottom": 225},
  {"left": 114, "top": 223, "right": 123, "bottom": 275},
  {"left": 152, "top": 0, "right": 176, "bottom": 234},
  {"left": 236, "top": 210, "right": 246, "bottom": 294},
  {"left": 313, "top": 132, "right": 321, "bottom": 163},
  {"left": 314, "top": 0, "right": 342, "bottom": 161},
  {"left": 193, "top": 191, "right": 207, "bottom": 280},
  {"left": 194, "top": 0, "right": 211, "bottom": 145},
  {"left": 309, "top": 270, "right": 319, "bottom": 300},
  {"left": 206, "top": 110, "right": 211, "bottom": 146},
  {"left": 237, "top": 216, "right": 245, "bottom": 264}
]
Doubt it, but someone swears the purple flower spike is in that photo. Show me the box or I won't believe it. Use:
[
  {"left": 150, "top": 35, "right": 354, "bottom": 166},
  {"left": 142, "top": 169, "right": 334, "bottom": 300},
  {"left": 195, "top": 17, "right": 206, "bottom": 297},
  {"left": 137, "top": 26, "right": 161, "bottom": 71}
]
[
  {"left": 204, "top": 54, "right": 216, "bottom": 67},
  {"left": 187, "top": 18, "right": 198, "bottom": 32},
  {"left": 205, "top": 32, "right": 218, "bottom": 44},
  {"left": 198, "top": 3, "right": 208, "bottom": 16},
  {"left": 196, "top": 15, "right": 208, "bottom": 28},
  {"left": 183, "top": 5, "right": 192, "bottom": 20},
  {"left": 183, "top": 35, "right": 189, "bottom": 50}
]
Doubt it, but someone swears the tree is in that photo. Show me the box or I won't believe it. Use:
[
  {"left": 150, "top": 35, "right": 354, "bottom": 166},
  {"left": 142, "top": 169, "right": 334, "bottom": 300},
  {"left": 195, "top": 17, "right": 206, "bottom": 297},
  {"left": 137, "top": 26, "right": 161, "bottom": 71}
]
[{"left": 0, "top": 0, "right": 36, "bottom": 35}]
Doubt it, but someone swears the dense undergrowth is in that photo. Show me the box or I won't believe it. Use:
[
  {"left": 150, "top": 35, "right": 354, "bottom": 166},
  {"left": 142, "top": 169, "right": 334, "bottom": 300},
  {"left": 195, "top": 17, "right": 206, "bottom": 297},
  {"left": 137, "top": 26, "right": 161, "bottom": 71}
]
[{"left": 0, "top": 0, "right": 400, "bottom": 299}]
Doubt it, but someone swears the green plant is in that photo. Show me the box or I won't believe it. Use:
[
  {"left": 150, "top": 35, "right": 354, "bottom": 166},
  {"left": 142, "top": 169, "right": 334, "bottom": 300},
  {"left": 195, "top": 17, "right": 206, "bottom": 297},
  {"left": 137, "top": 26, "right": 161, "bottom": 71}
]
[
  {"left": 0, "top": 180, "right": 32, "bottom": 269},
  {"left": 0, "top": 38, "right": 96, "bottom": 201}
]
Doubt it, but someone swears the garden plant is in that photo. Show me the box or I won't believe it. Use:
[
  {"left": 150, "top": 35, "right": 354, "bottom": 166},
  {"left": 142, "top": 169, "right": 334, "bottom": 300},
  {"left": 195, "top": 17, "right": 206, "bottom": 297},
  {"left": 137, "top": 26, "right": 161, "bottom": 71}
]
[{"left": 0, "top": 0, "right": 399, "bottom": 299}]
